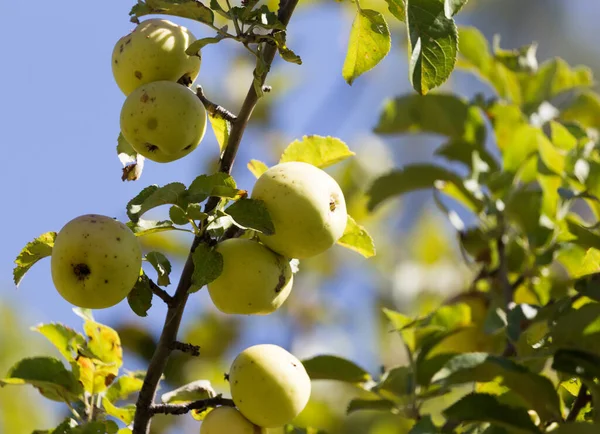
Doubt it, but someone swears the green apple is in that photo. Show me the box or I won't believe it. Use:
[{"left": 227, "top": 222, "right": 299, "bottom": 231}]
[
  {"left": 229, "top": 344, "right": 311, "bottom": 428},
  {"left": 120, "top": 80, "right": 207, "bottom": 163},
  {"left": 207, "top": 239, "right": 293, "bottom": 315},
  {"left": 200, "top": 406, "right": 266, "bottom": 434},
  {"left": 112, "top": 19, "right": 201, "bottom": 95},
  {"left": 51, "top": 214, "right": 142, "bottom": 309},
  {"left": 251, "top": 162, "right": 347, "bottom": 259}
]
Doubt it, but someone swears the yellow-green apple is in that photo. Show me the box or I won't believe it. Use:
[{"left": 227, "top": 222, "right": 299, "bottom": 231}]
[
  {"left": 120, "top": 80, "right": 207, "bottom": 163},
  {"left": 251, "top": 162, "right": 347, "bottom": 258},
  {"left": 51, "top": 214, "right": 142, "bottom": 309},
  {"left": 207, "top": 239, "right": 293, "bottom": 315},
  {"left": 200, "top": 406, "right": 265, "bottom": 434},
  {"left": 229, "top": 344, "right": 311, "bottom": 427},
  {"left": 112, "top": 19, "right": 200, "bottom": 95}
]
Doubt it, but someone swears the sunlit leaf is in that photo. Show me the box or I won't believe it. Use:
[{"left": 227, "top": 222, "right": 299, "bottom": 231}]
[
  {"left": 302, "top": 355, "right": 372, "bottom": 385},
  {"left": 161, "top": 379, "right": 215, "bottom": 403},
  {"left": 343, "top": 9, "right": 391, "bottom": 85},
  {"left": 280, "top": 136, "right": 355, "bottom": 168},
  {"left": 13, "top": 232, "right": 56, "bottom": 286},
  {"left": 337, "top": 215, "right": 376, "bottom": 258},
  {"left": 130, "top": 0, "right": 214, "bottom": 25},
  {"left": 33, "top": 323, "right": 86, "bottom": 363},
  {"left": 248, "top": 159, "right": 269, "bottom": 178},
  {"left": 83, "top": 321, "right": 123, "bottom": 367}
]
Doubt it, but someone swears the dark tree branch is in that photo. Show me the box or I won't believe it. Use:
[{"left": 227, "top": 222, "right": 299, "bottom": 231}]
[
  {"left": 171, "top": 341, "right": 201, "bottom": 357},
  {"left": 132, "top": 1, "right": 300, "bottom": 432},
  {"left": 195, "top": 86, "right": 237, "bottom": 123},
  {"left": 147, "top": 278, "right": 174, "bottom": 307},
  {"left": 566, "top": 384, "right": 591, "bottom": 422},
  {"left": 150, "top": 395, "right": 235, "bottom": 416}
]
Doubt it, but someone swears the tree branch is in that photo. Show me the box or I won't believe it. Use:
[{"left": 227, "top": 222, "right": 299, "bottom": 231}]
[
  {"left": 150, "top": 395, "right": 235, "bottom": 416},
  {"left": 566, "top": 384, "right": 591, "bottom": 422},
  {"left": 196, "top": 86, "right": 237, "bottom": 123},
  {"left": 132, "top": 2, "right": 300, "bottom": 432},
  {"left": 147, "top": 278, "right": 174, "bottom": 307},
  {"left": 171, "top": 341, "right": 201, "bottom": 357}
]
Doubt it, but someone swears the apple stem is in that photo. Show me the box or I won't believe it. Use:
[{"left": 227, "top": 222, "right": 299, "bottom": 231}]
[
  {"left": 131, "top": 1, "right": 300, "bottom": 432},
  {"left": 150, "top": 395, "right": 235, "bottom": 416}
]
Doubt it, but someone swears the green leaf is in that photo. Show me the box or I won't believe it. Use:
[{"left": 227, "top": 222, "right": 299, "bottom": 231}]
[
  {"left": 161, "top": 379, "right": 215, "bottom": 403},
  {"left": 207, "top": 113, "right": 231, "bottom": 153},
  {"left": 373, "top": 366, "right": 414, "bottom": 398},
  {"left": 71, "top": 421, "right": 119, "bottom": 434},
  {"left": 521, "top": 58, "right": 593, "bottom": 114},
  {"left": 130, "top": 0, "right": 214, "bottom": 25},
  {"left": 187, "top": 173, "right": 242, "bottom": 203},
  {"left": 13, "top": 231, "right": 56, "bottom": 286},
  {"left": 409, "top": 415, "right": 440, "bottom": 433},
  {"left": 456, "top": 27, "right": 520, "bottom": 102},
  {"left": 83, "top": 321, "right": 123, "bottom": 367},
  {"left": 561, "top": 90, "right": 600, "bottom": 130},
  {"left": 102, "top": 400, "right": 136, "bottom": 424},
  {"left": 444, "top": 0, "right": 468, "bottom": 17},
  {"left": 127, "top": 183, "right": 188, "bottom": 223},
  {"left": 32, "top": 323, "right": 86, "bottom": 363},
  {"left": 384, "top": 0, "right": 405, "bottom": 21},
  {"left": 552, "top": 349, "right": 600, "bottom": 381},
  {"left": 443, "top": 393, "right": 541, "bottom": 433},
  {"left": 550, "top": 425, "right": 600, "bottom": 434},
  {"left": 272, "top": 31, "right": 302, "bottom": 64},
  {"left": 342, "top": 9, "right": 391, "bottom": 85},
  {"left": 190, "top": 244, "right": 223, "bottom": 292},
  {"left": 367, "top": 164, "right": 482, "bottom": 211},
  {"left": 374, "top": 94, "right": 485, "bottom": 142},
  {"left": 337, "top": 215, "right": 376, "bottom": 258},
  {"left": 145, "top": 251, "right": 172, "bottom": 286},
  {"left": 74, "top": 356, "right": 118, "bottom": 395},
  {"left": 406, "top": 0, "right": 458, "bottom": 94},
  {"left": 185, "top": 34, "right": 226, "bottom": 56},
  {"left": 550, "top": 303, "right": 600, "bottom": 358},
  {"left": 248, "top": 159, "right": 269, "bottom": 178},
  {"left": 283, "top": 426, "right": 328, "bottom": 434},
  {"left": 105, "top": 374, "right": 144, "bottom": 403},
  {"left": 383, "top": 308, "right": 416, "bottom": 352},
  {"left": 494, "top": 40, "right": 538, "bottom": 74},
  {"left": 431, "top": 353, "right": 561, "bottom": 422},
  {"left": 127, "top": 274, "right": 153, "bottom": 317},
  {"left": 225, "top": 198, "right": 274, "bottom": 235},
  {"left": 565, "top": 219, "right": 600, "bottom": 250},
  {"left": 302, "top": 355, "right": 372, "bottom": 384},
  {"left": 1, "top": 357, "right": 83, "bottom": 402},
  {"left": 280, "top": 135, "right": 355, "bottom": 168},
  {"left": 127, "top": 219, "right": 178, "bottom": 236},
  {"left": 169, "top": 206, "right": 189, "bottom": 225},
  {"left": 346, "top": 398, "right": 395, "bottom": 414}
]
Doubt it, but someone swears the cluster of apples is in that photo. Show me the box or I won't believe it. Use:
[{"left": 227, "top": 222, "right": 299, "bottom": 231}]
[
  {"left": 47, "top": 16, "right": 352, "bottom": 433},
  {"left": 113, "top": 19, "right": 207, "bottom": 163},
  {"left": 202, "top": 344, "right": 311, "bottom": 433}
]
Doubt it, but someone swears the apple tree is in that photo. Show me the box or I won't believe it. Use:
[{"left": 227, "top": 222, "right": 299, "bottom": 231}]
[{"left": 7, "top": 0, "right": 600, "bottom": 433}]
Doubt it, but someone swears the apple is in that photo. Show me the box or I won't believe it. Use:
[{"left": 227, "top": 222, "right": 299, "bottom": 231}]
[
  {"left": 51, "top": 214, "right": 142, "bottom": 309},
  {"left": 229, "top": 344, "right": 311, "bottom": 428},
  {"left": 200, "top": 406, "right": 265, "bottom": 434},
  {"left": 112, "top": 19, "right": 201, "bottom": 95},
  {"left": 120, "top": 80, "right": 207, "bottom": 163},
  {"left": 251, "top": 162, "right": 347, "bottom": 259},
  {"left": 207, "top": 239, "right": 293, "bottom": 315}
]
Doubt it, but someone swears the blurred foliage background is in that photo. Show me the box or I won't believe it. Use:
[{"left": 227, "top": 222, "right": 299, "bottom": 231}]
[{"left": 2, "top": 0, "right": 600, "bottom": 433}]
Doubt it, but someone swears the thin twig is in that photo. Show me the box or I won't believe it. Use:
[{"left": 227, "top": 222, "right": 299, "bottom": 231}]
[
  {"left": 196, "top": 86, "right": 237, "bottom": 123},
  {"left": 150, "top": 395, "right": 235, "bottom": 415},
  {"left": 148, "top": 279, "right": 174, "bottom": 307},
  {"left": 171, "top": 341, "right": 201, "bottom": 357},
  {"left": 131, "top": 1, "right": 300, "bottom": 432},
  {"left": 566, "top": 384, "right": 591, "bottom": 422},
  {"left": 497, "top": 221, "right": 516, "bottom": 357}
]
